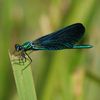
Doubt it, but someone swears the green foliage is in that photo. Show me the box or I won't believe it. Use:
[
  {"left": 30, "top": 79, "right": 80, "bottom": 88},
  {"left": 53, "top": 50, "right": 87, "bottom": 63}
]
[{"left": 0, "top": 0, "right": 100, "bottom": 100}]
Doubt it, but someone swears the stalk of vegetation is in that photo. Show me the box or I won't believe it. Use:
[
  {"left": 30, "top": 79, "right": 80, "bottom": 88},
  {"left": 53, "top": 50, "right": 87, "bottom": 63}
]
[{"left": 9, "top": 53, "right": 37, "bottom": 100}]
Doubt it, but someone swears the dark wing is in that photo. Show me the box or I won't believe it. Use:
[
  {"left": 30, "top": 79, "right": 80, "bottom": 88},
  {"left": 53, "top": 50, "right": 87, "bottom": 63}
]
[{"left": 32, "top": 23, "right": 85, "bottom": 50}]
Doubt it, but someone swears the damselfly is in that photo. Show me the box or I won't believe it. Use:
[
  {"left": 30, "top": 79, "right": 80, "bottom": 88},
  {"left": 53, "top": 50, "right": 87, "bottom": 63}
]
[{"left": 14, "top": 23, "right": 93, "bottom": 70}]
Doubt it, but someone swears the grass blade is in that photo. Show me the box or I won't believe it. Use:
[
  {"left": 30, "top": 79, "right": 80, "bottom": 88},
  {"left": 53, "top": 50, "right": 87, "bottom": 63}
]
[{"left": 9, "top": 53, "right": 37, "bottom": 100}]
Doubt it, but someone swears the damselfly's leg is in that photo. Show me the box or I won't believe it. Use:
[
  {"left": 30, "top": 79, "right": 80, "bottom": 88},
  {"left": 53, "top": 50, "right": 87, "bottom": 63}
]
[
  {"left": 20, "top": 52, "right": 26, "bottom": 65},
  {"left": 12, "top": 51, "right": 32, "bottom": 71},
  {"left": 12, "top": 51, "right": 26, "bottom": 65},
  {"left": 22, "top": 52, "right": 32, "bottom": 71},
  {"left": 12, "top": 50, "right": 24, "bottom": 63}
]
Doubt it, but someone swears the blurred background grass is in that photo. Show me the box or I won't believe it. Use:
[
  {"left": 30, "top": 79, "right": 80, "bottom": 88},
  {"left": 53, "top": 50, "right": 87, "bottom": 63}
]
[{"left": 0, "top": 0, "right": 100, "bottom": 100}]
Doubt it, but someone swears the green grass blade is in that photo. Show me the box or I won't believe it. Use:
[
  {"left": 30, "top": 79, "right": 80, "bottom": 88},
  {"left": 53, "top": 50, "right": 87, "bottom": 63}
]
[{"left": 9, "top": 53, "right": 37, "bottom": 100}]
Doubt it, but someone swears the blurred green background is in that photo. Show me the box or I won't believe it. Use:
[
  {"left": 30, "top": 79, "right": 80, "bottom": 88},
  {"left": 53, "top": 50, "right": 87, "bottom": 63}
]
[{"left": 0, "top": 0, "right": 100, "bottom": 100}]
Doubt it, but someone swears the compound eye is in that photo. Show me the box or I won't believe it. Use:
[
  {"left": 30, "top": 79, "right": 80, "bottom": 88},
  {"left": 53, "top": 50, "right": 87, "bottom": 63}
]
[
  {"left": 15, "top": 44, "right": 22, "bottom": 51},
  {"left": 16, "top": 47, "right": 20, "bottom": 51}
]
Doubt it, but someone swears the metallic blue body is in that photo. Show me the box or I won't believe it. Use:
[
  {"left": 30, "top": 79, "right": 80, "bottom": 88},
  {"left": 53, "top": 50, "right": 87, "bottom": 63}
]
[{"left": 17, "top": 23, "right": 92, "bottom": 51}]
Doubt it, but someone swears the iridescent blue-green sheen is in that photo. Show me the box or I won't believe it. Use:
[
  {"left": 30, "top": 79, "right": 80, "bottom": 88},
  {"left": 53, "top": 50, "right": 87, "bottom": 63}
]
[{"left": 15, "top": 23, "right": 93, "bottom": 52}]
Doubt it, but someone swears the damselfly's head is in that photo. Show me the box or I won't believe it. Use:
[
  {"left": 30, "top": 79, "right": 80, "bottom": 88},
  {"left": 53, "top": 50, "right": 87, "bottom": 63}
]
[{"left": 15, "top": 44, "right": 23, "bottom": 52}]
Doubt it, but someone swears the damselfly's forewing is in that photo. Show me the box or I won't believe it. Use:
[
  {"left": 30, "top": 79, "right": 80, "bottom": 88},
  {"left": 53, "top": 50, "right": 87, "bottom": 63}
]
[{"left": 32, "top": 23, "right": 85, "bottom": 50}]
